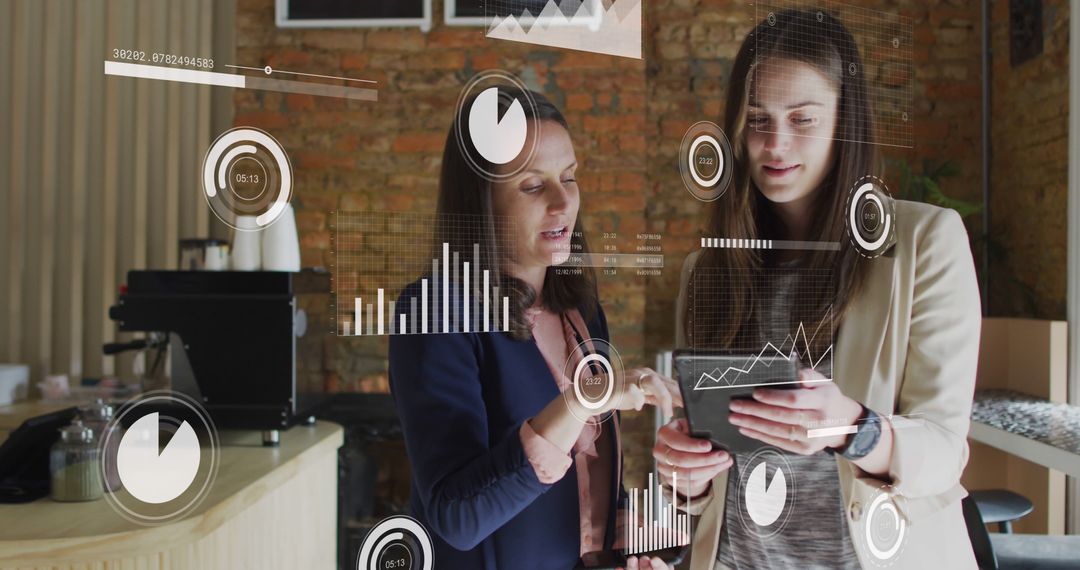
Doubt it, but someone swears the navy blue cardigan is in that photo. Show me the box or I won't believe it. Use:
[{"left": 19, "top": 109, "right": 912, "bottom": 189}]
[{"left": 388, "top": 289, "right": 622, "bottom": 569}]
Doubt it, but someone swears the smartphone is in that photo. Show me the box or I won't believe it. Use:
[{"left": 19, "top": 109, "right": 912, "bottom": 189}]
[{"left": 575, "top": 545, "right": 689, "bottom": 570}]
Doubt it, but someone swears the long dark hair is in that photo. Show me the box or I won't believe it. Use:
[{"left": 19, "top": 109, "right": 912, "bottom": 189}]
[
  {"left": 438, "top": 86, "right": 597, "bottom": 340},
  {"left": 687, "top": 9, "right": 877, "bottom": 350}
]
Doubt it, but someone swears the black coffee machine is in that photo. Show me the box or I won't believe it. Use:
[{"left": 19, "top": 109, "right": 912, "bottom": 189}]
[{"left": 107, "top": 270, "right": 329, "bottom": 445}]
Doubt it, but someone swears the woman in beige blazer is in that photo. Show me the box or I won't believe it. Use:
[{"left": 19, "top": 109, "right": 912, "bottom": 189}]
[{"left": 652, "top": 9, "right": 981, "bottom": 570}]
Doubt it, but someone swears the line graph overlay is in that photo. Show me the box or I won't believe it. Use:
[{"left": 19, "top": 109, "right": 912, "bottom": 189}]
[
  {"left": 687, "top": 266, "right": 836, "bottom": 390},
  {"left": 486, "top": 0, "right": 642, "bottom": 59},
  {"left": 753, "top": 1, "right": 914, "bottom": 148},
  {"left": 331, "top": 211, "right": 521, "bottom": 336},
  {"left": 693, "top": 314, "right": 833, "bottom": 390}
]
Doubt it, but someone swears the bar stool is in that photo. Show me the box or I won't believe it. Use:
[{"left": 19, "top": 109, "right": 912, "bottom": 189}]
[{"left": 969, "top": 490, "right": 1034, "bottom": 533}]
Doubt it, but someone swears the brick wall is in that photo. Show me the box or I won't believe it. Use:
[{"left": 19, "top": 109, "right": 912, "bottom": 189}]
[
  {"left": 233, "top": 0, "right": 656, "bottom": 482},
  {"left": 234, "top": 0, "right": 1069, "bottom": 490},
  {"left": 988, "top": 0, "right": 1070, "bottom": 319}
]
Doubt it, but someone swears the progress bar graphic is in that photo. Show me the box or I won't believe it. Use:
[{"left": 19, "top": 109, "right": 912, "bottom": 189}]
[
  {"left": 700, "top": 237, "right": 841, "bottom": 251},
  {"left": 807, "top": 413, "right": 925, "bottom": 439},
  {"left": 104, "top": 61, "right": 378, "bottom": 101}
]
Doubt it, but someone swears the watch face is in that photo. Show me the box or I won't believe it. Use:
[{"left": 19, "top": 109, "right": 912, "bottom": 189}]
[{"left": 843, "top": 410, "right": 882, "bottom": 460}]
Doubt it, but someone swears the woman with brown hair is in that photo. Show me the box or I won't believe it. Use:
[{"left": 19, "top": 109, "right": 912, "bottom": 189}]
[
  {"left": 654, "top": 9, "right": 980, "bottom": 569},
  {"left": 389, "top": 86, "right": 680, "bottom": 569}
]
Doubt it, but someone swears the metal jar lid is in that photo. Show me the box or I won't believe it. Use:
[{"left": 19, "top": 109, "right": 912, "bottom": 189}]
[
  {"left": 59, "top": 419, "right": 94, "bottom": 443},
  {"left": 78, "top": 398, "right": 115, "bottom": 423}
]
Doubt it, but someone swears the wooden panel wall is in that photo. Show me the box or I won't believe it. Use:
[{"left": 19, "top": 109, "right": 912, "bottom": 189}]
[
  {"left": 0, "top": 0, "right": 234, "bottom": 385},
  {"left": 962, "top": 318, "right": 1070, "bottom": 534}
]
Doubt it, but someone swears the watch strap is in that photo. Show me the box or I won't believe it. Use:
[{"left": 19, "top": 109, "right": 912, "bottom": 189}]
[{"left": 840, "top": 406, "right": 882, "bottom": 461}]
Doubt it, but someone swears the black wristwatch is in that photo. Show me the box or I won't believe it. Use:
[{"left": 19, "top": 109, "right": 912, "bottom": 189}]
[{"left": 832, "top": 405, "right": 882, "bottom": 460}]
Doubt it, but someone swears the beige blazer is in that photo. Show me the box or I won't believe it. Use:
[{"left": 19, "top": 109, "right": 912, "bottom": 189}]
[{"left": 673, "top": 200, "right": 981, "bottom": 570}]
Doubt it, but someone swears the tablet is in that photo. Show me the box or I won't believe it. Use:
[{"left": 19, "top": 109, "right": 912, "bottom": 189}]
[{"left": 673, "top": 349, "right": 799, "bottom": 454}]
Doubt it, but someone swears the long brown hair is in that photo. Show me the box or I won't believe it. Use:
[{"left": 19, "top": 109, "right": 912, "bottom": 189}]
[
  {"left": 438, "top": 86, "right": 597, "bottom": 340},
  {"left": 686, "top": 9, "right": 878, "bottom": 350}
]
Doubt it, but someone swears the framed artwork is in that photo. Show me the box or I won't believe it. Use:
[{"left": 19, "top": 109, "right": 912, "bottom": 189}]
[{"left": 277, "top": 0, "right": 433, "bottom": 31}]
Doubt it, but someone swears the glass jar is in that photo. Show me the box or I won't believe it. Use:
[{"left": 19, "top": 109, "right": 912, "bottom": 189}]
[
  {"left": 78, "top": 399, "right": 122, "bottom": 492},
  {"left": 50, "top": 419, "right": 103, "bottom": 502}
]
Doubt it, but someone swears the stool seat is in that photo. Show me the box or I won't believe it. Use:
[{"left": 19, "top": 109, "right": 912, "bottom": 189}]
[
  {"left": 970, "top": 490, "right": 1034, "bottom": 530},
  {"left": 991, "top": 534, "right": 1080, "bottom": 569}
]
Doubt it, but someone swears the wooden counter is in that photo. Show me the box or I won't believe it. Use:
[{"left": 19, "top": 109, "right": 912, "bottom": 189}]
[
  {"left": 961, "top": 318, "right": 1068, "bottom": 535},
  {"left": 0, "top": 402, "right": 343, "bottom": 569}
]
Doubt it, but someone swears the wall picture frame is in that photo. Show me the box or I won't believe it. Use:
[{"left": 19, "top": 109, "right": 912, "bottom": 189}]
[{"left": 276, "top": 0, "right": 433, "bottom": 31}]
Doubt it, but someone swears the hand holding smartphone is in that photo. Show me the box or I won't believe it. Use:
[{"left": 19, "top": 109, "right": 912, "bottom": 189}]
[{"left": 574, "top": 545, "right": 687, "bottom": 570}]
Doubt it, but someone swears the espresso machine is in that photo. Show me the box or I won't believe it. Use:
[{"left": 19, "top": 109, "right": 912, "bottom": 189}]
[{"left": 106, "top": 270, "right": 330, "bottom": 445}]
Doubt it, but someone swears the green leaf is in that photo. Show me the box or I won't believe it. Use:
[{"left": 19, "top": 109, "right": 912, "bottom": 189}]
[{"left": 886, "top": 158, "right": 980, "bottom": 219}]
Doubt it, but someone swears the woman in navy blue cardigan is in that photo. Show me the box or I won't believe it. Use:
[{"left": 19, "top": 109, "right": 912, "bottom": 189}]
[{"left": 388, "top": 87, "right": 679, "bottom": 569}]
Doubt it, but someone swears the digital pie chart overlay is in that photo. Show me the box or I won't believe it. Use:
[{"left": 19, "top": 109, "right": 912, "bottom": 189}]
[
  {"left": 454, "top": 70, "right": 540, "bottom": 182},
  {"left": 845, "top": 175, "right": 896, "bottom": 259},
  {"left": 469, "top": 86, "right": 527, "bottom": 166},
  {"left": 100, "top": 390, "right": 219, "bottom": 526},
  {"left": 856, "top": 486, "right": 908, "bottom": 566},
  {"left": 745, "top": 460, "right": 786, "bottom": 526},
  {"left": 117, "top": 412, "right": 200, "bottom": 504},
  {"left": 678, "top": 121, "right": 734, "bottom": 202},
  {"left": 561, "top": 337, "right": 625, "bottom": 425},
  {"left": 356, "top": 516, "right": 434, "bottom": 570},
  {"left": 735, "top": 447, "right": 795, "bottom": 540},
  {"left": 201, "top": 126, "right": 293, "bottom": 231}
]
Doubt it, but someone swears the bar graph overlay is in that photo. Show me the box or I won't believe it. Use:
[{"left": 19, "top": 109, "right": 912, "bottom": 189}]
[
  {"left": 625, "top": 471, "right": 691, "bottom": 556},
  {"left": 331, "top": 211, "right": 519, "bottom": 336}
]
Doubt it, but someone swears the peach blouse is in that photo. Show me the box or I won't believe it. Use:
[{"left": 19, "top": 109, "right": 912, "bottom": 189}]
[{"left": 519, "top": 308, "right": 621, "bottom": 558}]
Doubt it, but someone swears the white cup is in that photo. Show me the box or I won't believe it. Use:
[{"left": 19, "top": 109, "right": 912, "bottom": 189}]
[
  {"left": 261, "top": 204, "right": 301, "bottom": 272},
  {"left": 231, "top": 218, "right": 262, "bottom": 270},
  {"left": 204, "top": 244, "right": 230, "bottom": 270}
]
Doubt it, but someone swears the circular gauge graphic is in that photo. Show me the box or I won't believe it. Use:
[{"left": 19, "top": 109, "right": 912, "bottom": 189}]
[
  {"left": 356, "top": 516, "right": 434, "bottom": 570},
  {"left": 845, "top": 176, "right": 896, "bottom": 258},
  {"left": 857, "top": 487, "right": 908, "bottom": 566},
  {"left": 734, "top": 447, "right": 796, "bottom": 540},
  {"left": 679, "top": 121, "right": 734, "bottom": 202},
  {"left": 100, "top": 390, "right": 219, "bottom": 526},
  {"left": 202, "top": 127, "right": 293, "bottom": 231},
  {"left": 454, "top": 70, "right": 540, "bottom": 182},
  {"left": 562, "top": 338, "right": 625, "bottom": 424}
]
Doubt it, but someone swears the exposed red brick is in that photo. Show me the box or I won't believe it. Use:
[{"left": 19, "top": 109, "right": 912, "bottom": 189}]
[
  {"left": 367, "top": 30, "right": 426, "bottom": 52},
  {"left": 233, "top": 111, "right": 289, "bottom": 130},
  {"left": 340, "top": 53, "right": 369, "bottom": 71},
  {"left": 428, "top": 30, "right": 487, "bottom": 49},
  {"left": 286, "top": 94, "right": 315, "bottom": 111},
  {"left": 391, "top": 132, "right": 445, "bottom": 154}
]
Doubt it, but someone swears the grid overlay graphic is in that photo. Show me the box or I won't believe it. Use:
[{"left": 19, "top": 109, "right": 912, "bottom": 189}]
[
  {"left": 753, "top": 0, "right": 914, "bottom": 148},
  {"left": 331, "top": 211, "right": 520, "bottom": 336},
  {"left": 687, "top": 267, "right": 835, "bottom": 390}
]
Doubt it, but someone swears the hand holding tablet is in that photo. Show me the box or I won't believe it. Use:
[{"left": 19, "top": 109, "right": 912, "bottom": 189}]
[{"left": 672, "top": 349, "right": 802, "bottom": 454}]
